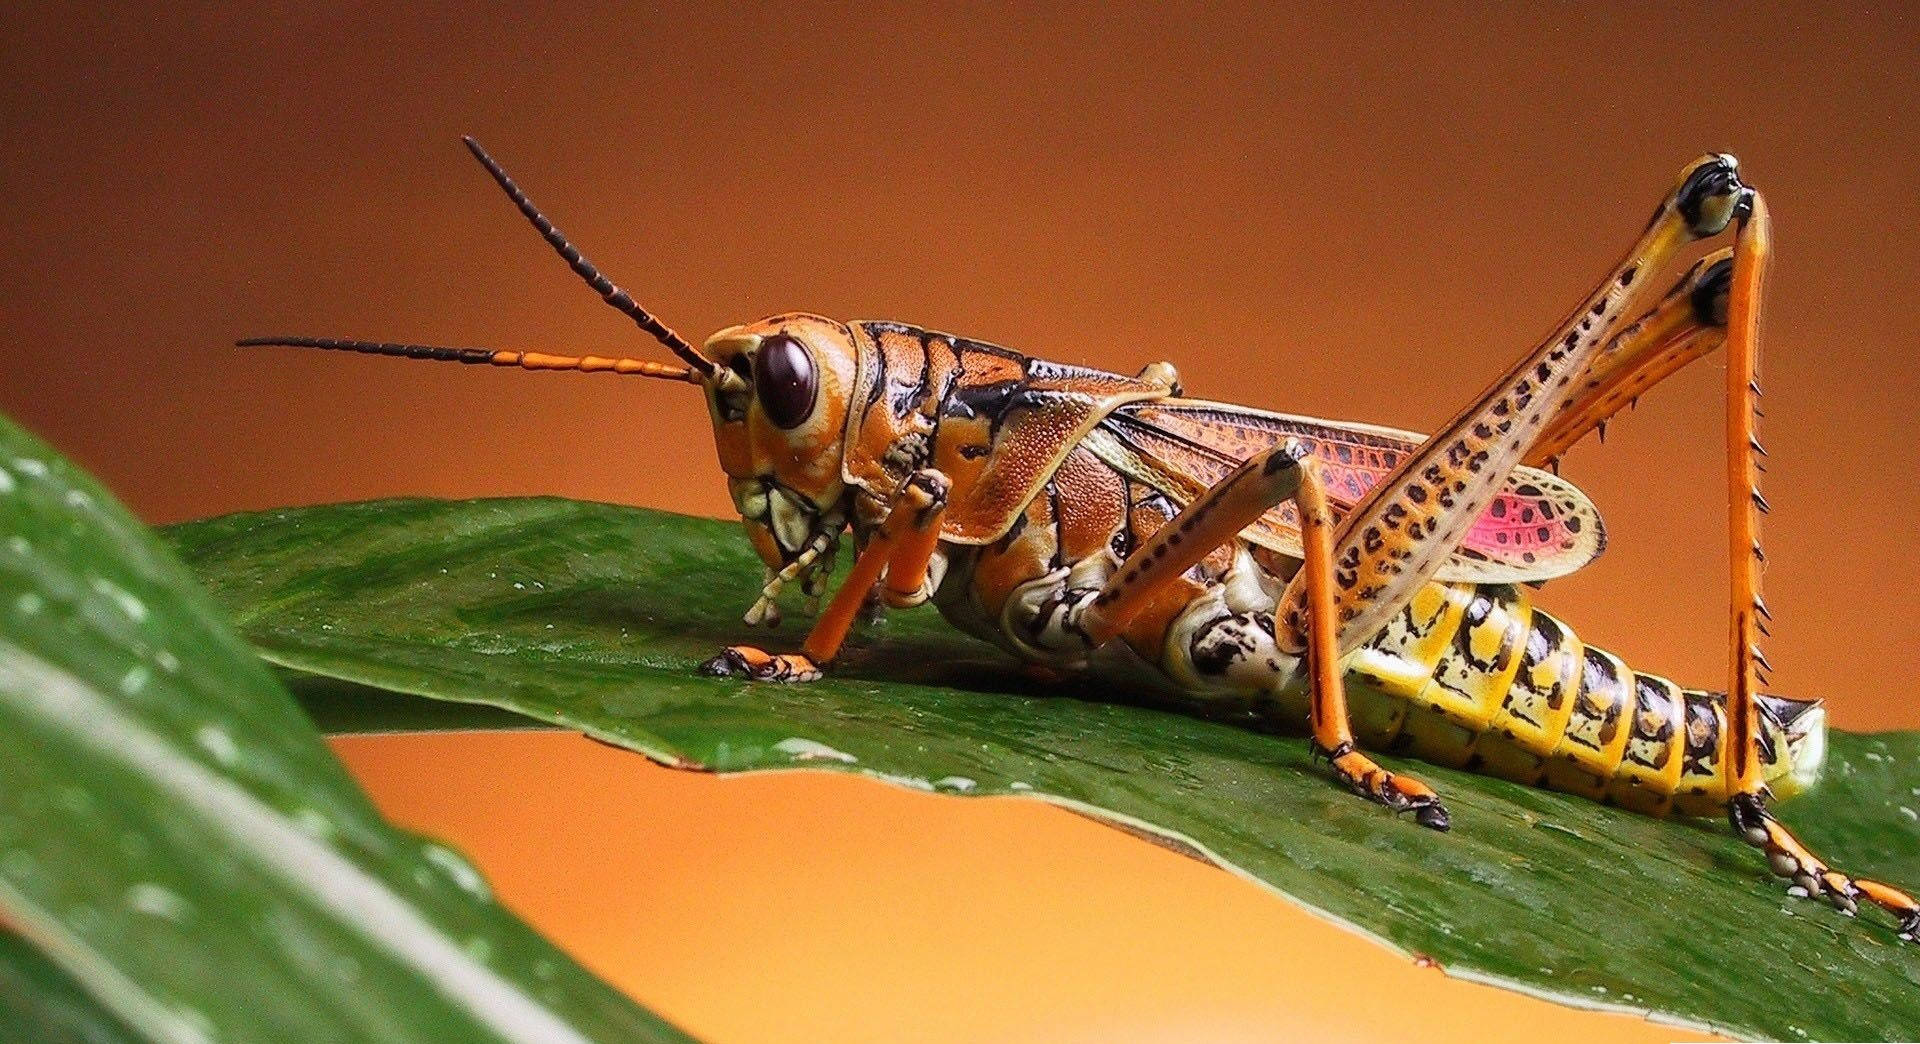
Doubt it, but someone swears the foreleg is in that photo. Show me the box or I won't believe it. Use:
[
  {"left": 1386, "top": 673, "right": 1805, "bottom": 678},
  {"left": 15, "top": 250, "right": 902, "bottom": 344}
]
[{"left": 703, "top": 470, "right": 950, "bottom": 681}]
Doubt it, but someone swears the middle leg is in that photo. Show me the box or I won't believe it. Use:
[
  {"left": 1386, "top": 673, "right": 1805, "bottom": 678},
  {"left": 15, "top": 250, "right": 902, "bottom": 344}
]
[{"left": 1075, "top": 439, "right": 1450, "bottom": 826}]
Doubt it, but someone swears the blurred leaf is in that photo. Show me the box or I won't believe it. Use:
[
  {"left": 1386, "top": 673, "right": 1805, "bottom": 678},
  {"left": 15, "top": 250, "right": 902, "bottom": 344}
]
[
  {"left": 167, "top": 496, "right": 1920, "bottom": 1043},
  {"left": 0, "top": 423, "right": 688, "bottom": 1042},
  {"left": 0, "top": 931, "right": 142, "bottom": 1044}
]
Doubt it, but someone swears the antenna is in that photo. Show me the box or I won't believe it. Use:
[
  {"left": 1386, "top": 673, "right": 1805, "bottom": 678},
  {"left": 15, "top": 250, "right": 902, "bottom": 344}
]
[{"left": 461, "top": 136, "right": 716, "bottom": 377}]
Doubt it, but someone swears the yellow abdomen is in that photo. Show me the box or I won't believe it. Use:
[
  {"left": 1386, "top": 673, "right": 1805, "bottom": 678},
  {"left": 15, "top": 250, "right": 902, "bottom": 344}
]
[{"left": 1340, "top": 581, "right": 1824, "bottom": 817}]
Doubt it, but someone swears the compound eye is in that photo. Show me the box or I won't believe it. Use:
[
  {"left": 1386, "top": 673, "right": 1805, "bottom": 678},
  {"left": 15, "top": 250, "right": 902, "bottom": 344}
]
[{"left": 752, "top": 333, "right": 817, "bottom": 429}]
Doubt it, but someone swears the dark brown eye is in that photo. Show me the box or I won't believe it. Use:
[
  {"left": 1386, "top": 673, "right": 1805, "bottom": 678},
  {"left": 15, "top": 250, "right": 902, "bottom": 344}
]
[{"left": 752, "top": 333, "right": 817, "bottom": 429}]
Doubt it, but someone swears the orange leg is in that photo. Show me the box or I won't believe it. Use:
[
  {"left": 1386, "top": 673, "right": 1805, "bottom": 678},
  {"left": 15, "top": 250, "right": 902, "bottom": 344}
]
[
  {"left": 1076, "top": 441, "right": 1450, "bottom": 827},
  {"left": 1716, "top": 199, "right": 1920, "bottom": 936},
  {"left": 703, "top": 470, "right": 950, "bottom": 682},
  {"left": 1511, "top": 196, "right": 1920, "bottom": 936},
  {"left": 1291, "top": 454, "right": 1450, "bottom": 828},
  {"left": 1273, "top": 155, "right": 1747, "bottom": 659},
  {"left": 1080, "top": 441, "right": 1309, "bottom": 645},
  {"left": 1523, "top": 248, "right": 1733, "bottom": 470},
  {"left": 1256, "top": 156, "right": 1749, "bottom": 827}
]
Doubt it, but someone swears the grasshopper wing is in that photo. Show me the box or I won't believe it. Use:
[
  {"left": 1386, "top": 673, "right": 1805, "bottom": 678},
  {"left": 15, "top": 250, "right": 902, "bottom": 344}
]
[{"left": 1088, "top": 399, "right": 1606, "bottom": 584}]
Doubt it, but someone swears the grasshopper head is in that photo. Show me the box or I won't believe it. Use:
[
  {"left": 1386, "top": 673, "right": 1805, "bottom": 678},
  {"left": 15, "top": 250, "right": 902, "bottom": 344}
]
[{"left": 699, "top": 314, "right": 860, "bottom": 579}]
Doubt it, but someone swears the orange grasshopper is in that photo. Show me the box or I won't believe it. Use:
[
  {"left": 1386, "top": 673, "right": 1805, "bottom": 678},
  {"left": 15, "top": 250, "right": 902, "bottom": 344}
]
[{"left": 244, "top": 138, "right": 1920, "bottom": 941}]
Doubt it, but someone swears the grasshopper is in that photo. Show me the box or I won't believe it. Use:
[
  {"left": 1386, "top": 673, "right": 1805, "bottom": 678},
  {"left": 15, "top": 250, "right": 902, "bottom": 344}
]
[{"left": 244, "top": 138, "right": 1920, "bottom": 941}]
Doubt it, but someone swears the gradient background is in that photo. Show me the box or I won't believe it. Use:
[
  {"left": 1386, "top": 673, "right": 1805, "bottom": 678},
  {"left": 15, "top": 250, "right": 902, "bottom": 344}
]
[{"left": 4, "top": 4, "right": 1916, "bottom": 1040}]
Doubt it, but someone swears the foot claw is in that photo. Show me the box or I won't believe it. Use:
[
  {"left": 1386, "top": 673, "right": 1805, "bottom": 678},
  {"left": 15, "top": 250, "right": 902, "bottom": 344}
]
[
  {"left": 1732, "top": 792, "right": 1920, "bottom": 942},
  {"left": 1315, "top": 743, "right": 1448, "bottom": 829},
  {"left": 698, "top": 645, "right": 823, "bottom": 683},
  {"left": 1410, "top": 797, "right": 1451, "bottom": 832}
]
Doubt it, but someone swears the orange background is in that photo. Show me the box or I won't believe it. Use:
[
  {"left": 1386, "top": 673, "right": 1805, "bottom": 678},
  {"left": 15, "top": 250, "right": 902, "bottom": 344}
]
[{"left": 5, "top": 4, "right": 1917, "bottom": 1040}]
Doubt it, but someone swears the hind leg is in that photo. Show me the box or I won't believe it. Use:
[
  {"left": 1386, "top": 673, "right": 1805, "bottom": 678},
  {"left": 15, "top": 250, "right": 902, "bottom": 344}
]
[
  {"left": 1711, "top": 198, "right": 1920, "bottom": 937},
  {"left": 1220, "top": 157, "right": 1750, "bottom": 823},
  {"left": 1510, "top": 189, "right": 1920, "bottom": 938}
]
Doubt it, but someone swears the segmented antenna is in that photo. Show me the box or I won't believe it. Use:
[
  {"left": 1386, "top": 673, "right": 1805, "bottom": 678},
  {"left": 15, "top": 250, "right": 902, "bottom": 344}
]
[
  {"left": 236, "top": 336, "right": 699, "bottom": 382},
  {"left": 460, "top": 136, "right": 716, "bottom": 377}
]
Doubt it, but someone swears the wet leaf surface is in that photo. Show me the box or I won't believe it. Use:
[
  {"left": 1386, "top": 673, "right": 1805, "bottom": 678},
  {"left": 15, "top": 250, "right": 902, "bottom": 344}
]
[
  {"left": 0, "top": 422, "right": 687, "bottom": 1042},
  {"left": 168, "top": 496, "right": 1920, "bottom": 1042}
]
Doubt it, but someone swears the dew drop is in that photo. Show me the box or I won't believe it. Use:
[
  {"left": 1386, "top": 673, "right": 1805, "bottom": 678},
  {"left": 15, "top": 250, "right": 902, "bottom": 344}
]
[
  {"left": 774, "top": 737, "right": 857, "bottom": 764},
  {"left": 291, "top": 808, "right": 334, "bottom": 839},
  {"left": 422, "top": 842, "right": 491, "bottom": 900},
  {"left": 195, "top": 724, "right": 238, "bottom": 766},
  {"left": 125, "top": 882, "right": 189, "bottom": 923},
  {"left": 88, "top": 578, "right": 148, "bottom": 622}
]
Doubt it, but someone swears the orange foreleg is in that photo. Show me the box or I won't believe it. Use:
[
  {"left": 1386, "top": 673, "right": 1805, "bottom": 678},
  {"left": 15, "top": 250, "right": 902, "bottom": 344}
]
[{"left": 704, "top": 469, "right": 950, "bottom": 682}]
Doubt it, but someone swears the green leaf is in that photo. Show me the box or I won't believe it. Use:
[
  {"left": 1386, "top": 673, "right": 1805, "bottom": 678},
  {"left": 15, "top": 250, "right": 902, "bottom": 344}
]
[
  {"left": 0, "top": 423, "right": 689, "bottom": 1043},
  {"left": 0, "top": 931, "right": 142, "bottom": 1044},
  {"left": 167, "top": 496, "right": 1920, "bottom": 1043}
]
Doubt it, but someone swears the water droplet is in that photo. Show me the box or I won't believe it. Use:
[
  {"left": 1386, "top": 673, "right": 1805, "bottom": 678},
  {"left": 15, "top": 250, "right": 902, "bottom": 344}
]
[
  {"left": 195, "top": 724, "right": 238, "bottom": 766},
  {"left": 88, "top": 578, "right": 147, "bottom": 623},
  {"left": 871, "top": 772, "right": 935, "bottom": 792},
  {"left": 513, "top": 581, "right": 526, "bottom": 590},
  {"left": 774, "top": 737, "right": 857, "bottom": 763},
  {"left": 0, "top": 468, "right": 13, "bottom": 494},
  {"left": 14, "top": 592, "right": 44, "bottom": 616},
  {"left": 11, "top": 458, "right": 47, "bottom": 477},
  {"left": 155, "top": 649, "right": 181, "bottom": 673},
  {"left": 119, "top": 665, "right": 151, "bottom": 695},
  {"left": 291, "top": 808, "right": 334, "bottom": 838},
  {"left": 1008, "top": 782, "right": 1033, "bottom": 791},
  {"left": 125, "top": 882, "right": 189, "bottom": 923},
  {"left": 63, "top": 489, "right": 92, "bottom": 509},
  {"left": 422, "top": 842, "right": 491, "bottom": 900},
  {"left": 934, "top": 776, "right": 977, "bottom": 792}
]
